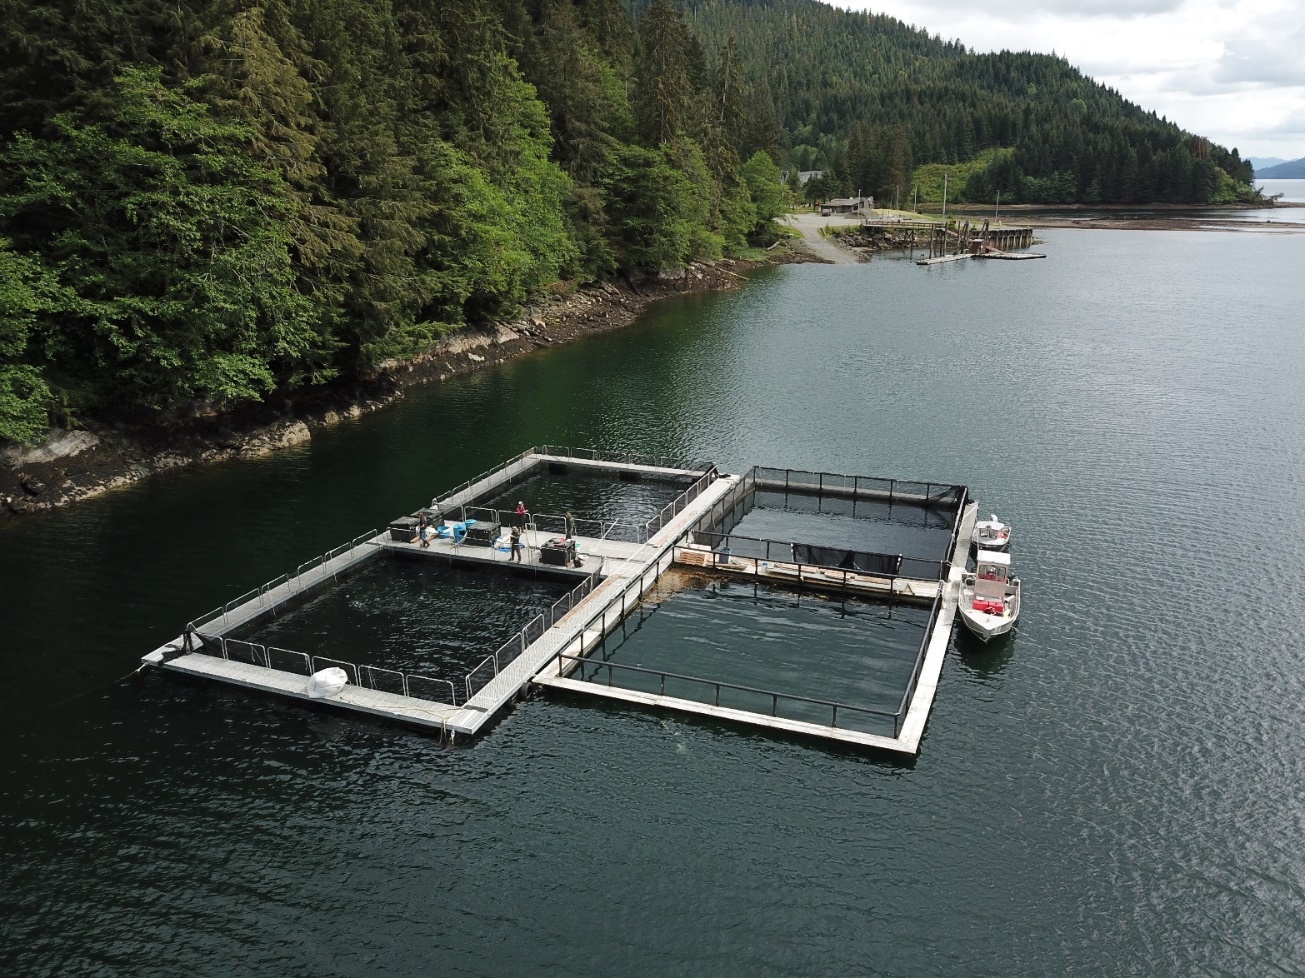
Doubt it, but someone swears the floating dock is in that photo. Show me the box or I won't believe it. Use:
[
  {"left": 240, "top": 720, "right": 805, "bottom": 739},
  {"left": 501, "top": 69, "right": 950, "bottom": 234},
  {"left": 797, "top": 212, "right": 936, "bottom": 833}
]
[{"left": 143, "top": 447, "right": 977, "bottom": 755}]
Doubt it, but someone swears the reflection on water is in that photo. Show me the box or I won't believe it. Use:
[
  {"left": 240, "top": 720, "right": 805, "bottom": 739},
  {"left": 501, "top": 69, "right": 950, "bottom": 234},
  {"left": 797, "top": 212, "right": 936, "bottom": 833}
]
[
  {"left": 235, "top": 557, "right": 572, "bottom": 676},
  {"left": 588, "top": 576, "right": 929, "bottom": 723},
  {"left": 3, "top": 228, "right": 1305, "bottom": 977}
]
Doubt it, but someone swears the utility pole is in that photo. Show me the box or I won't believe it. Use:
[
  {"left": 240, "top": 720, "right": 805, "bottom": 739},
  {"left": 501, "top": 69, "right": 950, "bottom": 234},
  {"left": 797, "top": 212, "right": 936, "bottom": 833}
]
[
  {"left": 996, "top": 189, "right": 1001, "bottom": 220},
  {"left": 942, "top": 173, "right": 948, "bottom": 218},
  {"left": 913, "top": 185, "right": 918, "bottom": 213}
]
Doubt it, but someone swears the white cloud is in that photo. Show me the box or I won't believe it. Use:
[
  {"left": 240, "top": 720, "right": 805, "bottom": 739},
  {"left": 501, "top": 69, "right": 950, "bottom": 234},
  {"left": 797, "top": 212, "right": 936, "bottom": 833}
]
[{"left": 832, "top": 0, "right": 1305, "bottom": 159}]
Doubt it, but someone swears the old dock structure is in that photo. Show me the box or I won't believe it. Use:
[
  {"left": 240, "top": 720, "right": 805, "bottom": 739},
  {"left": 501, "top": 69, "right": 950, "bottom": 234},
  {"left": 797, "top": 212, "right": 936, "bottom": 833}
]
[
  {"left": 856, "top": 218, "right": 1041, "bottom": 264},
  {"left": 143, "top": 448, "right": 978, "bottom": 755}
]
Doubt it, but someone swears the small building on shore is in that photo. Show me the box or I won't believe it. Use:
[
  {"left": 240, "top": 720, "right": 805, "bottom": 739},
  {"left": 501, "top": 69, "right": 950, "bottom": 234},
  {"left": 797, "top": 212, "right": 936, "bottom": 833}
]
[{"left": 820, "top": 196, "right": 872, "bottom": 216}]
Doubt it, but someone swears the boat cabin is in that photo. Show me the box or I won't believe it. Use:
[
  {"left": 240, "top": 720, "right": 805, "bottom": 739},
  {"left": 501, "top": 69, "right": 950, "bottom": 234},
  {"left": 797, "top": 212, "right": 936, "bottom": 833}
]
[
  {"left": 975, "top": 522, "right": 1008, "bottom": 544},
  {"left": 973, "top": 550, "right": 1011, "bottom": 611}
]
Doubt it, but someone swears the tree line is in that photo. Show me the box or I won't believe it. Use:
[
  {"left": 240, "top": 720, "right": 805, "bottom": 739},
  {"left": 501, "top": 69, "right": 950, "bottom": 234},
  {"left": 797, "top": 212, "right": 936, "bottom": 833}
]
[
  {"left": 670, "top": 0, "right": 1258, "bottom": 207},
  {"left": 0, "top": 0, "right": 1260, "bottom": 443},
  {"left": 0, "top": 0, "right": 788, "bottom": 442}
]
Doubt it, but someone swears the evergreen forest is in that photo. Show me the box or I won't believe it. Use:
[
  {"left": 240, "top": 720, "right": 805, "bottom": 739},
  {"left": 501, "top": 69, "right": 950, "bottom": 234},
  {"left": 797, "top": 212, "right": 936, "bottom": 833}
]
[{"left": 0, "top": 0, "right": 1260, "bottom": 442}]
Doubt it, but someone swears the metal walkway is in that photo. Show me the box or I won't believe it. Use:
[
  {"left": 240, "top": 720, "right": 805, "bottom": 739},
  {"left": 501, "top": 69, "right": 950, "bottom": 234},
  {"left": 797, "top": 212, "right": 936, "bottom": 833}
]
[{"left": 144, "top": 450, "right": 979, "bottom": 754}]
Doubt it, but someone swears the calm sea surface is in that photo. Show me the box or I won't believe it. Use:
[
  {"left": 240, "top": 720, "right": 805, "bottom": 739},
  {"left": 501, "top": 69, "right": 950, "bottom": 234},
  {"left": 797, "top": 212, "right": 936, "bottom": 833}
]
[
  {"left": 3, "top": 227, "right": 1305, "bottom": 977},
  {"left": 1256, "top": 178, "right": 1305, "bottom": 203}
]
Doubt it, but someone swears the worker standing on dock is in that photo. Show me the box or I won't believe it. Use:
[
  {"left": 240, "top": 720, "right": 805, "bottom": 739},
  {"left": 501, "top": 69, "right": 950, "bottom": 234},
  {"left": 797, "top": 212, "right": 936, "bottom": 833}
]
[
  {"left": 510, "top": 524, "right": 522, "bottom": 562},
  {"left": 565, "top": 510, "right": 576, "bottom": 538}
]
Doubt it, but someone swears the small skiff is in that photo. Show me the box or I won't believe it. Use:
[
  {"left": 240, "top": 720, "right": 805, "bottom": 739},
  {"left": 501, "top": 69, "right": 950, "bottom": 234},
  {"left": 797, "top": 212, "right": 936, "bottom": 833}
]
[{"left": 971, "top": 513, "right": 1012, "bottom": 550}]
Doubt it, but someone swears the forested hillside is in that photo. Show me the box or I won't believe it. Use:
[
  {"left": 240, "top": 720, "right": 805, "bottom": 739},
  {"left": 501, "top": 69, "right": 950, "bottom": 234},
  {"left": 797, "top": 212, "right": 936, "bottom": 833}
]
[
  {"left": 1256, "top": 158, "right": 1305, "bottom": 178},
  {"left": 0, "top": 0, "right": 787, "bottom": 442},
  {"left": 0, "top": 0, "right": 1261, "bottom": 443},
  {"left": 648, "top": 0, "right": 1258, "bottom": 208}
]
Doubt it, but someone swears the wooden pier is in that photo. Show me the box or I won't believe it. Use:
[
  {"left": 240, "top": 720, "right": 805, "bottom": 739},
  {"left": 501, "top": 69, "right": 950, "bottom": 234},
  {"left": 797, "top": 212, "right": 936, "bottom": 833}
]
[{"left": 844, "top": 217, "right": 1047, "bottom": 265}]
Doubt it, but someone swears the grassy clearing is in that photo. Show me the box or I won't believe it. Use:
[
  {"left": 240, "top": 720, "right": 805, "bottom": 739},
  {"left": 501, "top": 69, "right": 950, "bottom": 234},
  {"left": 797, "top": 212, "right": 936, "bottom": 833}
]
[{"left": 912, "top": 149, "right": 1013, "bottom": 202}]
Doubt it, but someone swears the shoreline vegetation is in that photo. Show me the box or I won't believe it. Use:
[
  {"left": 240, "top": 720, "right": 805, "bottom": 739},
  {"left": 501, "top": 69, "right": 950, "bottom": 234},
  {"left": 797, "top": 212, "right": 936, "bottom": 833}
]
[
  {"left": 1, "top": 245, "right": 813, "bottom": 517},
  {"left": 10, "top": 195, "right": 1305, "bottom": 517}
]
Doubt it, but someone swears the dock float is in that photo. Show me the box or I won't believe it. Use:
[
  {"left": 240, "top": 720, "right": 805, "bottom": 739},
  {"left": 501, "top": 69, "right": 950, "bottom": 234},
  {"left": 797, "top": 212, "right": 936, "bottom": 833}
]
[{"left": 144, "top": 448, "right": 979, "bottom": 755}]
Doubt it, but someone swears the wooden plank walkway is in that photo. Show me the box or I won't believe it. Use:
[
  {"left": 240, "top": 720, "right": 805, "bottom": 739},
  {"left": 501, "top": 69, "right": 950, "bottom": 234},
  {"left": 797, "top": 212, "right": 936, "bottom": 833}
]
[
  {"left": 188, "top": 531, "right": 387, "bottom": 637},
  {"left": 530, "top": 675, "right": 907, "bottom": 751},
  {"left": 433, "top": 452, "right": 539, "bottom": 514},
  {"left": 674, "top": 546, "right": 942, "bottom": 603}
]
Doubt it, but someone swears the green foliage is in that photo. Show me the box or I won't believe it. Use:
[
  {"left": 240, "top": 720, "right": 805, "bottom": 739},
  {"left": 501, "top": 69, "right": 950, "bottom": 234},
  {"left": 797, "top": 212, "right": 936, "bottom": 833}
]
[
  {"left": 603, "top": 145, "right": 696, "bottom": 270},
  {"left": 0, "top": 0, "right": 1263, "bottom": 438},
  {"left": 914, "top": 149, "right": 1013, "bottom": 203},
  {"left": 0, "top": 67, "right": 317, "bottom": 409},
  {"left": 740, "top": 149, "right": 790, "bottom": 232},
  {"left": 0, "top": 239, "right": 60, "bottom": 442},
  {"left": 671, "top": 0, "right": 1258, "bottom": 206}
]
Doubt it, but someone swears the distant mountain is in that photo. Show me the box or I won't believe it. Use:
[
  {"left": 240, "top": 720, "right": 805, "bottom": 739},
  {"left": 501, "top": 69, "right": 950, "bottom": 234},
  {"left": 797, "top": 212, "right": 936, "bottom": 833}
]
[
  {"left": 628, "top": 0, "right": 1259, "bottom": 205},
  {"left": 1256, "top": 158, "right": 1305, "bottom": 178},
  {"left": 1248, "top": 157, "right": 1286, "bottom": 172}
]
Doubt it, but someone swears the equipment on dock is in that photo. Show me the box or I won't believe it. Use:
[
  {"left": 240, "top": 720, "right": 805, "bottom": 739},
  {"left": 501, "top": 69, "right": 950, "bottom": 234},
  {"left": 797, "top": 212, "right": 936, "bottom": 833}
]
[
  {"left": 958, "top": 550, "right": 1021, "bottom": 642},
  {"left": 436, "top": 518, "right": 477, "bottom": 542},
  {"left": 539, "top": 537, "right": 577, "bottom": 566},
  {"left": 389, "top": 516, "right": 420, "bottom": 542},
  {"left": 464, "top": 520, "right": 501, "bottom": 546},
  {"left": 971, "top": 514, "right": 1012, "bottom": 551}
]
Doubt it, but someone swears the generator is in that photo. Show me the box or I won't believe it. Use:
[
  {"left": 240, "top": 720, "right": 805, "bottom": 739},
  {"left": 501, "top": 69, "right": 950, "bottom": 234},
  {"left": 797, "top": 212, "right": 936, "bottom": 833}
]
[{"left": 539, "top": 537, "right": 577, "bottom": 566}]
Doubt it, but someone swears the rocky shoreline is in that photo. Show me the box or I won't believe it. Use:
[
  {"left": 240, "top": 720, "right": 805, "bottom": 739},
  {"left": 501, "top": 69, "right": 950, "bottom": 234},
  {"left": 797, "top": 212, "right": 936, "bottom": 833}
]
[{"left": 2, "top": 248, "right": 813, "bottom": 518}]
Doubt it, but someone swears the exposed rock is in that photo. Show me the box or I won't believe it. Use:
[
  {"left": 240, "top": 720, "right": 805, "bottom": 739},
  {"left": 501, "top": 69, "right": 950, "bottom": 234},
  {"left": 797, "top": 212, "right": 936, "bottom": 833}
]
[
  {"left": 2, "top": 428, "right": 100, "bottom": 465},
  {"left": 242, "top": 420, "right": 311, "bottom": 457}
]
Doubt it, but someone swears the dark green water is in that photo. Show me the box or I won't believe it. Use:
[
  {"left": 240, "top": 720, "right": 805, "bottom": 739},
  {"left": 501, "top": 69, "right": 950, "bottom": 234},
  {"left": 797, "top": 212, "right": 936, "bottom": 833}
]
[{"left": 4, "top": 228, "right": 1305, "bottom": 976}]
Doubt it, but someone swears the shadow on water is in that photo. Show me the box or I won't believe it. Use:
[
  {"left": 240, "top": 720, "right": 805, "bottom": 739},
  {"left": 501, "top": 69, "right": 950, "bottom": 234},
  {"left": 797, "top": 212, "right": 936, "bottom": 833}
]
[{"left": 953, "top": 626, "right": 1018, "bottom": 680}]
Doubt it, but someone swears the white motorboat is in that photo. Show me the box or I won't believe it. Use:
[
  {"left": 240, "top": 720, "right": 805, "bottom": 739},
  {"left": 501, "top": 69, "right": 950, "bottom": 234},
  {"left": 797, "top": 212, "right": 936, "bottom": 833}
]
[
  {"left": 971, "top": 513, "right": 1012, "bottom": 550},
  {"left": 958, "top": 550, "right": 1021, "bottom": 642}
]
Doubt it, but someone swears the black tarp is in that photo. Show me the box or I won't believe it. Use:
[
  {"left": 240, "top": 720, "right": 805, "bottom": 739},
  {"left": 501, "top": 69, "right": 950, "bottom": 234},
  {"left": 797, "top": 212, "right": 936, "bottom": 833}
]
[{"left": 790, "top": 544, "right": 902, "bottom": 576}]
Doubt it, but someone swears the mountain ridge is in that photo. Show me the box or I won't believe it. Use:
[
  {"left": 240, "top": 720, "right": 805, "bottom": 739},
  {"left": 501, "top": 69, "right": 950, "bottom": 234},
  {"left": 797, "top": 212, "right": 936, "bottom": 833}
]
[
  {"left": 1256, "top": 158, "right": 1305, "bottom": 179},
  {"left": 631, "top": 0, "right": 1258, "bottom": 205}
]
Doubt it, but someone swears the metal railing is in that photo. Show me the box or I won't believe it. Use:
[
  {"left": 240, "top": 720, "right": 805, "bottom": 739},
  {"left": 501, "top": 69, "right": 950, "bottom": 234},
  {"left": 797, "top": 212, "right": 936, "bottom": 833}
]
[
  {"left": 644, "top": 466, "right": 720, "bottom": 541},
  {"left": 429, "top": 447, "right": 539, "bottom": 511},
  {"left": 191, "top": 632, "right": 464, "bottom": 705},
  {"left": 892, "top": 593, "right": 942, "bottom": 731},
  {"left": 687, "top": 530, "right": 947, "bottom": 582},
  {"left": 456, "top": 506, "right": 642, "bottom": 545},
  {"left": 550, "top": 587, "right": 943, "bottom": 739},
  {"left": 462, "top": 567, "right": 604, "bottom": 701},
  {"left": 556, "top": 653, "right": 902, "bottom": 734},
  {"left": 688, "top": 467, "right": 756, "bottom": 539},
  {"left": 540, "top": 534, "right": 684, "bottom": 675},
  {"left": 185, "top": 528, "right": 381, "bottom": 635},
  {"left": 751, "top": 466, "right": 965, "bottom": 508}
]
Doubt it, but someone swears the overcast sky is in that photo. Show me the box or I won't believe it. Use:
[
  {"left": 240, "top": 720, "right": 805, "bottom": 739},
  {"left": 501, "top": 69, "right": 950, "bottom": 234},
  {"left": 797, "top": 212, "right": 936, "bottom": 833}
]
[{"left": 836, "top": 0, "right": 1305, "bottom": 162}]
